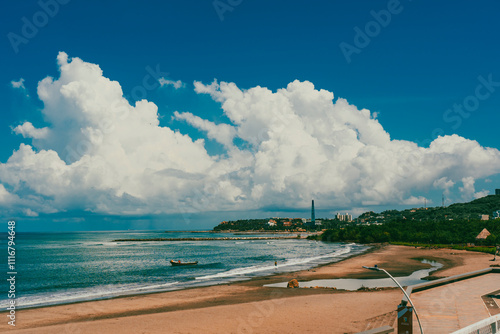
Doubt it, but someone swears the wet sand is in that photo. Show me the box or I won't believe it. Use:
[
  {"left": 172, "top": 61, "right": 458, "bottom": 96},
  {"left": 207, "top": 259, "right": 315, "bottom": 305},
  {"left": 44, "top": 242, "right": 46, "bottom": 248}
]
[{"left": 1, "top": 244, "right": 495, "bottom": 334}]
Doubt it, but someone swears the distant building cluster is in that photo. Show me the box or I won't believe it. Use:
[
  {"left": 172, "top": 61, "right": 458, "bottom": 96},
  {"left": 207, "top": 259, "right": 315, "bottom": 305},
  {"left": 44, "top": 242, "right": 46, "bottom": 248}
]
[
  {"left": 336, "top": 212, "right": 353, "bottom": 222},
  {"left": 307, "top": 200, "right": 353, "bottom": 225},
  {"left": 267, "top": 219, "right": 277, "bottom": 227},
  {"left": 266, "top": 218, "right": 306, "bottom": 230},
  {"left": 496, "top": 189, "right": 500, "bottom": 196},
  {"left": 479, "top": 209, "right": 500, "bottom": 221}
]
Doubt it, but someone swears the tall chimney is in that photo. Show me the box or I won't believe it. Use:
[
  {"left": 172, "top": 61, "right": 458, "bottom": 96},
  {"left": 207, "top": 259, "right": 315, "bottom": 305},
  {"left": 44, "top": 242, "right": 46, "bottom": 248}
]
[{"left": 311, "top": 200, "right": 315, "bottom": 225}]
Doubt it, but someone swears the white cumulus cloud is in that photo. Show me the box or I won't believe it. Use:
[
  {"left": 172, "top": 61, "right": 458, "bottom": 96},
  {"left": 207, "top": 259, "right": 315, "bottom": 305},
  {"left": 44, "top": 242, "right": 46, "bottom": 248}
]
[
  {"left": 13, "top": 122, "right": 49, "bottom": 139},
  {"left": 459, "top": 176, "right": 489, "bottom": 201},
  {"left": 173, "top": 111, "right": 236, "bottom": 148},
  {"left": 11, "top": 78, "right": 29, "bottom": 97},
  {"left": 11, "top": 78, "right": 26, "bottom": 89},
  {"left": 159, "top": 78, "right": 184, "bottom": 89},
  {"left": 1, "top": 52, "right": 500, "bottom": 218}
]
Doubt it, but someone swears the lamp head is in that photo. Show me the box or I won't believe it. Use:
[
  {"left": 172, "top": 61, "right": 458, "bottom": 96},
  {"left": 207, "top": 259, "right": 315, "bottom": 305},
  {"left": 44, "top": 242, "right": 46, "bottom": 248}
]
[{"left": 362, "top": 265, "right": 380, "bottom": 271}]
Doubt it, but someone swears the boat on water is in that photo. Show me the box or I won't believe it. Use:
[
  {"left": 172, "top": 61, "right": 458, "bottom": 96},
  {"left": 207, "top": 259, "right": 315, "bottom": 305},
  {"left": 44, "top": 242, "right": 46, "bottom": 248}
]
[{"left": 170, "top": 260, "right": 198, "bottom": 266}]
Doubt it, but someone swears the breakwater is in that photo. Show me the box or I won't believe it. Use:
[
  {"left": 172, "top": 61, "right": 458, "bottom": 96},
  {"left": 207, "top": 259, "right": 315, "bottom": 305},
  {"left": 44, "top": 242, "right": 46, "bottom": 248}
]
[{"left": 113, "top": 236, "right": 300, "bottom": 242}]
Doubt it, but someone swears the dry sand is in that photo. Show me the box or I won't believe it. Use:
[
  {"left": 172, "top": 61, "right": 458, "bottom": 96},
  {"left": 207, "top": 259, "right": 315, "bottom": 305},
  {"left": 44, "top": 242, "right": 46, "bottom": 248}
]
[{"left": 1, "top": 244, "right": 496, "bottom": 334}]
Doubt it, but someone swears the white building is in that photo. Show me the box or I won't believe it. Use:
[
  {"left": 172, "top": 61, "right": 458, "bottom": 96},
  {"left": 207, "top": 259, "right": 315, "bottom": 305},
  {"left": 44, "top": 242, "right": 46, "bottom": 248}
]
[{"left": 336, "top": 213, "right": 353, "bottom": 222}]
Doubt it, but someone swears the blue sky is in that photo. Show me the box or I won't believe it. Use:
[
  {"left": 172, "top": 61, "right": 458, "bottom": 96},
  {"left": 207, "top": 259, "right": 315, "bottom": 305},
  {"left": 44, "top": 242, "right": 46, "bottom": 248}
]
[{"left": 1, "top": 0, "right": 500, "bottom": 231}]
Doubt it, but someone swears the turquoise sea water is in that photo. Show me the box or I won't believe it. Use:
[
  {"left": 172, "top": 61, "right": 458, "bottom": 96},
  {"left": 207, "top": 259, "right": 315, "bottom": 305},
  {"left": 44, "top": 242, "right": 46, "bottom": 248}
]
[{"left": 0, "top": 231, "right": 368, "bottom": 309}]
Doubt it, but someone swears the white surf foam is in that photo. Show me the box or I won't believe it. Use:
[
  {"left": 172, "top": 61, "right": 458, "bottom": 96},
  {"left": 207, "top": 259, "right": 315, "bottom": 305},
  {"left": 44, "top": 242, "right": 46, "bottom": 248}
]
[
  {"left": 195, "top": 245, "right": 354, "bottom": 280},
  {"left": 0, "top": 281, "right": 180, "bottom": 309}
]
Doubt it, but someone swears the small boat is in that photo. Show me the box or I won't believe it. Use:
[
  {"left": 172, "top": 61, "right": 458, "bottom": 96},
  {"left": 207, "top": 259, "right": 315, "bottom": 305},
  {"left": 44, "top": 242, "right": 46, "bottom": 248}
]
[{"left": 170, "top": 260, "right": 198, "bottom": 266}]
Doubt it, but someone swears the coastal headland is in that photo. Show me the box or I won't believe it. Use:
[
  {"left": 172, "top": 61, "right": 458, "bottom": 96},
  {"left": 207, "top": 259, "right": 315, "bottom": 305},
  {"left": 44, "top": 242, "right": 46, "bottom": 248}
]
[{"left": 1, "top": 244, "right": 496, "bottom": 333}]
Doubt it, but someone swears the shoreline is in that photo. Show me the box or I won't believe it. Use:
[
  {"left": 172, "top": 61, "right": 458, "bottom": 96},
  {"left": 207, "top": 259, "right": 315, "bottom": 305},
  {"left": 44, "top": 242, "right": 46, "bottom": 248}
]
[
  {"left": 0, "top": 243, "right": 454, "bottom": 312},
  {"left": 2, "top": 244, "right": 497, "bottom": 333},
  {"left": 8, "top": 242, "right": 372, "bottom": 311}
]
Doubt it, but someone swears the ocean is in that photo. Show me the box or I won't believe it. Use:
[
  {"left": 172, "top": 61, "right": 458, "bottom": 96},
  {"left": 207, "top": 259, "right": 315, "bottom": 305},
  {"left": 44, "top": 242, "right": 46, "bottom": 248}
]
[{"left": 0, "top": 231, "right": 368, "bottom": 309}]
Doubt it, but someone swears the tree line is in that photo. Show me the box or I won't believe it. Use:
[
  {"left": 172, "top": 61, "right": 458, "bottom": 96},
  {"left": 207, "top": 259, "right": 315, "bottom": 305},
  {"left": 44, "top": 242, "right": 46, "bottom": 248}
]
[{"left": 310, "top": 219, "right": 499, "bottom": 246}]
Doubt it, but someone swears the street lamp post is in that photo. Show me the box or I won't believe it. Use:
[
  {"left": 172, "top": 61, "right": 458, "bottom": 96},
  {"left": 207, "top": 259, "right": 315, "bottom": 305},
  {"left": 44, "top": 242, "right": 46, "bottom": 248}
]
[{"left": 363, "top": 265, "right": 424, "bottom": 334}]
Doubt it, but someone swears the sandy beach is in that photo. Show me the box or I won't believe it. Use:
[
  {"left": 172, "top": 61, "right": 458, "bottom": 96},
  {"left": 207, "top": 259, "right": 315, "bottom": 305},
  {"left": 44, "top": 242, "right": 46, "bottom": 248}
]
[{"left": 2, "top": 244, "right": 496, "bottom": 334}]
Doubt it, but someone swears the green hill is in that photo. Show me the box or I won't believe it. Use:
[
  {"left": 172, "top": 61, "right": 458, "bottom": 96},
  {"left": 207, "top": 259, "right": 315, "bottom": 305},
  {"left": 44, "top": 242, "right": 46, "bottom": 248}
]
[
  {"left": 314, "top": 195, "right": 500, "bottom": 247},
  {"left": 359, "top": 195, "right": 500, "bottom": 223}
]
